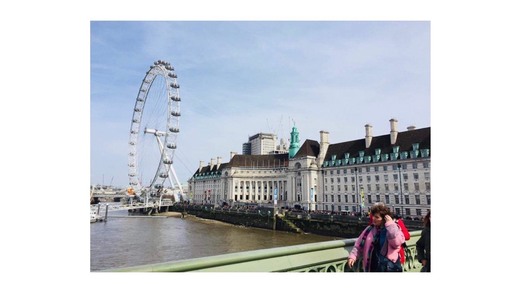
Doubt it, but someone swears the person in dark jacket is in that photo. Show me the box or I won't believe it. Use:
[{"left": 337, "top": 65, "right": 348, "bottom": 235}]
[{"left": 416, "top": 210, "right": 431, "bottom": 272}]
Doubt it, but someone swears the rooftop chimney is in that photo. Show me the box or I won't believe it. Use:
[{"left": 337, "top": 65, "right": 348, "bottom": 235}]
[
  {"left": 390, "top": 118, "right": 398, "bottom": 145},
  {"left": 210, "top": 158, "right": 215, "bottom": 170},
  {"left": 407, "top": 125, "right": 416, "bottom": 131},
  {"left": 317, "top": 130, "right": 330, "bottom": 167},
  {"left": 365, "top": 124, "right": 373, "bottom": 148},
  {"left": 230, "top": 151, "right": 237, "bottom": 161},
  {"left": 216, "top": 157, "right": 222, "bottom": 169},
  {"left": 198, "top": 161, "right": 204, "bottom": 172}
]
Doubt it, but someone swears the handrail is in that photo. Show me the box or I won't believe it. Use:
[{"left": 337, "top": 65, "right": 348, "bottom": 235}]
[{"left": 106, "top": 230, "right": 423, "bottom": 272}]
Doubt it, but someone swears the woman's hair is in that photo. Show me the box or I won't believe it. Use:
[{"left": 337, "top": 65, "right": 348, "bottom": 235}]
[
  {"left": 423, "top": 210, "right": 431, "bottom": 227},
  {"left": 370, "top": 203, "right": 391, "bottom": 218}
]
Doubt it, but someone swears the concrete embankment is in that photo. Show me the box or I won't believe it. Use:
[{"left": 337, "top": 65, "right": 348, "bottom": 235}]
[{"left": 154, "top": 211, "right": 185, "bottom": 218}]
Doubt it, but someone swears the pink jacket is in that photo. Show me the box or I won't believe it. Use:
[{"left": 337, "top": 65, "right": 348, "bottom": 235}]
[{"left": 348, "top": 220, "right": 405, "bottom": 271}]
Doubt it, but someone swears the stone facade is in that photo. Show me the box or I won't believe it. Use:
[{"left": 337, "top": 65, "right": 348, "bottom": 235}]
[{"left": 189, "top": 119, "right": 431, "bottom": 218}]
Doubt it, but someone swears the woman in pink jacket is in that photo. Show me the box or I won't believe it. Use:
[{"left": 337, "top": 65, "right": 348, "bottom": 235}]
[{"left": 347, "top": 203, "right": 405, "bottom": 272}]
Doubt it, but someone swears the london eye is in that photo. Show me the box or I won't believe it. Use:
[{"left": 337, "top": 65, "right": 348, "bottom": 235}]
[{"left": 127, "top": 60, "right": 183, "bottom": 203}]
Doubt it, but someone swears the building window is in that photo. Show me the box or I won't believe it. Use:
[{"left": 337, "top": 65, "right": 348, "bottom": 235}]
[
  {"left": 367, "top": 185, "right": 372, "bottom": 191},
  {"left": 367, "top": 175, "right": 371, "bottom": 183},
  {"left": 414, "top": 182, "right": 420, "bottom": 191},
  {"left": 403, "top": 173, "right": 408, "bottom": 181},
  {"left": 344, "top": 177, "right": 348, "bottom": 183},
  {"left": 393, "top": 174, "right": 398, "bottom": 181},
  {"left": 331, "top": 178, "right": 334, "bottom": 183},
  {"left": 402, "top": 163, "right": 407, "bottom": 170},
  {"left": 392, "top": 164, "right": 398, "bottom": 171},
  {"left": 415, "top": 194, "right": 421, "bottom": 205},
  {"left": 344, "top": 195, "right": 348, "bottom": 202},
  {"left": 376, "top": 194, "right": 381, "bottom": 202},
  {"left": 405, "top": 194, "right": 410, "bottom": 204},
  {"left": 413, "top": 173, "right": 419, "bottom": 181},
  {"left": 425, "top": 182, "right": 430, "bottom": 191},
  {"left": 383, "top": 165, "right": 388, "bottom": 171},
  {"left": 416, "top": 209, "right": 422, "bottom": 217},
  {"left": 423, "top": 162, "right": 429, "bottom": 168},
  {"left": 424, "top": 172, "right": 430, "bottom": 181},
  {"left": 351, "top": 194, "right": 356, "bottom": 203},
  {"left": 374, "top": 166, "right": 379, "bottom": 172},
  {"left": 385, "top": 184, "right": 389, "bottom": 191},
  {"left": 385, "top": 194, "right": 390, "bottom": 203},
  {"left": 331, "top": 195, "right": 334, "bottom": 202},
  {"left": 375, "top": 175, "right": 380, "bottom": 182},
  {"left": 403, "top": 183, "right": 408, "bottom": 191},
  {"left": 368, "top": 195, "right": 372, "bottom": 204},
  {"left": 394, "top": 194, "right": 399, "bottom": 204},
  {"left": 394, "top": 183, "right": 399, "bottom": 191},
  {"left": 384, "top": 175, "right": 389, "bottom": 182},
  {"left": 352, "top": 184, "right": 356, "bottom": 191},
  {"left": 359, "top": 177, "right": 363, "bottom": 183},
  {"left": 412, "top": 162, "right": 418, "bottom": 169},
  {"left": 376, "top": 185, "right": 380, "bottom": 191},
  {"left": 366, "top": 167, "right": 370, "bottom": 173},
  {"left": 337, "top": 169, "right": 340, "bottom": 174}
]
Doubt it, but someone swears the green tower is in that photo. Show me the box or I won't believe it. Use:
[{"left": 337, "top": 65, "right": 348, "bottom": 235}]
[{"left": 288, "top": 125, "right": 300, "bottom": 158}]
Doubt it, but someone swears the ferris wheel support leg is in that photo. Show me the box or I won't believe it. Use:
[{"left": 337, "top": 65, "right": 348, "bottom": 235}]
[
  {"left": 166, "top": 174, "right": 177, "bottom": 202},
  {"left": 168, "top": 167, "right": 184, "bottom": 202},
  {"left": 153, "top": 133, "right": 183, "bottom": 203}
]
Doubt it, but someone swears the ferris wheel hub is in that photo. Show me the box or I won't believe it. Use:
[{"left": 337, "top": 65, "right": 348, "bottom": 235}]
[{"left": 144, "top": 127, "right": 166, "bottom": 136}]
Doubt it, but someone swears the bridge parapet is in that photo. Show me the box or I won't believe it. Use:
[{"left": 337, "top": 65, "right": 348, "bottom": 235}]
[{"left": 108, "top": 230, "right": 423, "bottom": 272}]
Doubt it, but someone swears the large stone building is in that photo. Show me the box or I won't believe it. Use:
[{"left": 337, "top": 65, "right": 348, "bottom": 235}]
[{"left": 188, "top": 119, "right": 430, "bottom": 217}]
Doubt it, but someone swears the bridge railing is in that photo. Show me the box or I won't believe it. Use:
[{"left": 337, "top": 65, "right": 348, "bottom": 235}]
[{"left": 107, "top": 230, "right": 424, "bottom": 272}]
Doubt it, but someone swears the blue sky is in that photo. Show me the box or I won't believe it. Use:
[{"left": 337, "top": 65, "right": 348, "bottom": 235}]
[{"left": 91, "top": 21, "right": 430, "bottom": 188}]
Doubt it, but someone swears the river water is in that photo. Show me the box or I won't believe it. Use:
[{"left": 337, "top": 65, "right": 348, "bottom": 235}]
[{"left": 90, "top": 209, "right": 339, "bottom": 271}]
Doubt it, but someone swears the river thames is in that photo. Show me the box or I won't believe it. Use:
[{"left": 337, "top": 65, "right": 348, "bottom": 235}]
[{"left": 91, "top": 210, "right": 339, "bottom": 271}]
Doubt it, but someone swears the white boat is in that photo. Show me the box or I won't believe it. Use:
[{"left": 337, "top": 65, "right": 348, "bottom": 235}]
[{"left": 90, "top": 210, "right": 102, "bottom": 223}]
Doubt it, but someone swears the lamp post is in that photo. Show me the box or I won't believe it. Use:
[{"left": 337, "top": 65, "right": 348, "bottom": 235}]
[
  {"left": 355, "top": 167, "right": 359, "bottom": 214},
  {"left": 398, "top": 163, "right": 404, "bottom": 216},
  {"left": 273, "top": 187, "right": 278, "bottom": 230},
  {"left": 321, "top": 170, "right": 325, "bottom": 212}
]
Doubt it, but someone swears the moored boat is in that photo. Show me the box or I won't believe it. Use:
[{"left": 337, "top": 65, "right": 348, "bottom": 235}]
[{"left": 90, "top": 210, "right": 102, "bottom": 223}]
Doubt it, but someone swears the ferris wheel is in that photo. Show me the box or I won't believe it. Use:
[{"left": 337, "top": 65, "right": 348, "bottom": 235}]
[{"left": 127, "top": 60, "right": 183, "bottom": 201}]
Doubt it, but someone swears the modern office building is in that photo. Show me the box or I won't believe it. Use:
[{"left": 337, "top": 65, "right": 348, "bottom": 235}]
[
  {"left": 188, "top": 119, "right": 430, "bottom": 217},
  {"left": 248, "top": 133, "right": 277, "bottom": 155}
]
